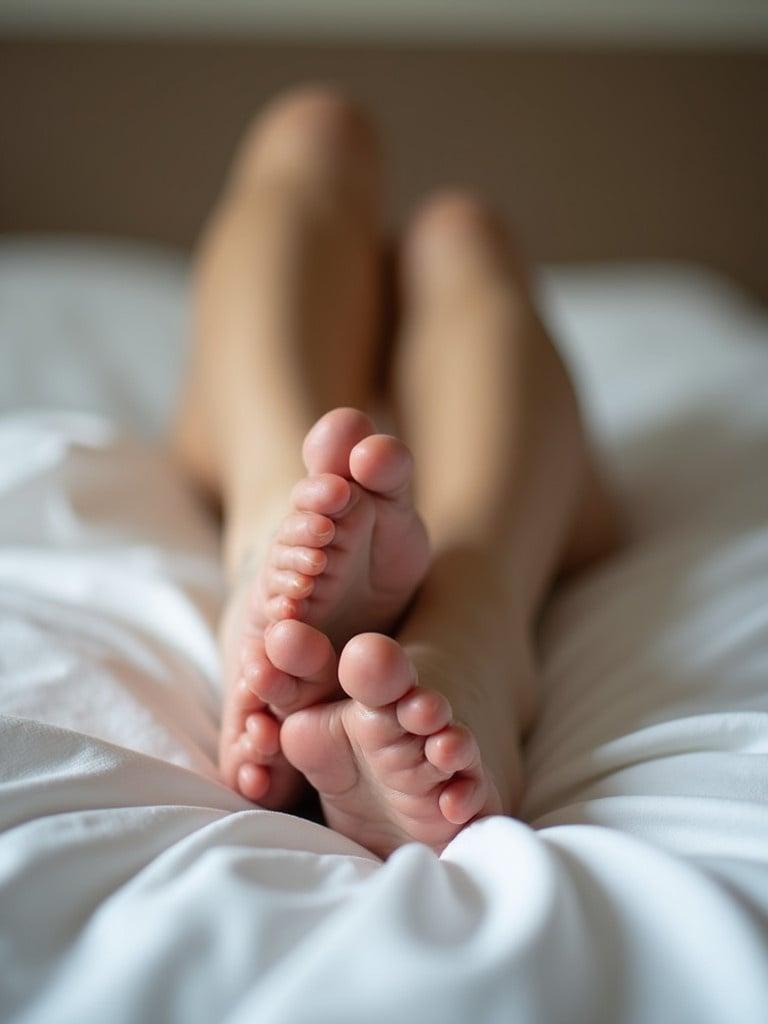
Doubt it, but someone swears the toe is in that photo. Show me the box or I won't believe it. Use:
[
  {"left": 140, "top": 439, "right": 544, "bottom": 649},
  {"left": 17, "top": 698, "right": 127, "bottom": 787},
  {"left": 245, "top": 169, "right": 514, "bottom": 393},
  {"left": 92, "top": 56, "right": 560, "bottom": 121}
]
[
  {"left": 219, "top": 707, "right": 274, "bottom": 798},
  {"left": 338, "top": 633, "right": 417, "bottom": 708},
  {"left": 245, "top": 711, "right": 281, "bottom": 757},
  {"left": 243, "top": 651, "right": 298, "bottom": 707},
  {"left": 266, "top": 568, "right": 315, "bottom": 600},
  {"left": 237, "top": 762, "right": 271, "bottom": 802},
  {"left": 302, "top": 407, "right": 376, "bottom": 476},
  {"left": 264, "top": 594, "right": 304, "bottom": 622},
  {"left": 396, "top": 686, "right": 452, "bottom": 735},
  {"left": 220, "top": 674, "right": 264, "bottom": 746},
  {"left": 266, "top": 619, "right": 335, "bottom": 678},
  {"left": 290, "top": 473, "right": 351, "bottom": 515},
  {"left": 349, "top": 434, "right": 413, "bottom": 499},
  {"left": 439, "top": 774, "right": 487, "bottom": 825},
  {"left": 271, "top": 544, "right": 327, "bottom": 576},
  {"left": 238, "top": 724, "right": 287, "bottom": 766},
  {"left": 220, "top": 707, "right": 306, "bottom": 809},
  {"left": 276, "top": 511, "right": 335, "bottom": 548},
  {"left": 264, "top": 619, "right": 339, "bottom": 711},
  {"left": 425, "top": 723, "right": 480, "bottom": 774}
]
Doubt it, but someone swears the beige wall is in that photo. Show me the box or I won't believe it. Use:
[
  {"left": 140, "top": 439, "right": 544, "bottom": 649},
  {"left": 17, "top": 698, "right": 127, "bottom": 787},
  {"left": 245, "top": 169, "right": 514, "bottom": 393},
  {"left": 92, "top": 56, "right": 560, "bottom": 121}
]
[
  {"left": 2, "top": 1, "right": 768, "bottom": 45},
  {"left": 1, "top": 40, "right": 765, "bottom": 300}
]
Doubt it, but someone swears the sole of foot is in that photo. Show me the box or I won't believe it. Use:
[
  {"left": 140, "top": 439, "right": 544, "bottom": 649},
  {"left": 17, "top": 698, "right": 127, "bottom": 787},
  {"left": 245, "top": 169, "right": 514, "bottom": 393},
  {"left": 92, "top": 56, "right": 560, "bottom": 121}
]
[
  {"left": 281, "top": 631, "right": 502, "bottom": 858},
  {"left": 257, "top": 406, "right": 430, "bottom": 645},
  {"left": 219, "top": 407, "right": 430, "bottom": 807}
]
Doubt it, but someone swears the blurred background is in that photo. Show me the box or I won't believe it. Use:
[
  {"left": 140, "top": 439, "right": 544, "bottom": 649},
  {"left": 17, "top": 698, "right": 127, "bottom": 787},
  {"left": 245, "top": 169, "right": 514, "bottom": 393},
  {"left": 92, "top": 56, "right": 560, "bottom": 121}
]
[{"left": 1, "top": 0, "right": 766, "bottom": 299}]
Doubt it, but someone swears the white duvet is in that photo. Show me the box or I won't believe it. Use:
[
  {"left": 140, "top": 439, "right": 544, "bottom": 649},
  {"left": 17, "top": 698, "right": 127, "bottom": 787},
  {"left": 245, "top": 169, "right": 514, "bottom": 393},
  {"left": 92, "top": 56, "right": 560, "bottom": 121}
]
[{"left": 1, "top": 239, "right": 767, "bottom": 1024}]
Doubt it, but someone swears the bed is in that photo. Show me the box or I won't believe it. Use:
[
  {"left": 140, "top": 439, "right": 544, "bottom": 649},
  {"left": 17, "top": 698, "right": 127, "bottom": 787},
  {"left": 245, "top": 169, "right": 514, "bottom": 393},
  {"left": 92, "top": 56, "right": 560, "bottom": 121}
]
[{"left": 1, "top": 237, "right": 767, "bottom": 1023}]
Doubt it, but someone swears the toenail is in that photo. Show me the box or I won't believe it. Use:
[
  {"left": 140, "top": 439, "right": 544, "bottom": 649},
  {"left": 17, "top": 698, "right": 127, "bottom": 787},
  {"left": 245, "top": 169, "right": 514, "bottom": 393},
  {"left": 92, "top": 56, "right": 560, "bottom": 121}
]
[{"left": 301, "top": 549, "right": 325, "bottom": 570}]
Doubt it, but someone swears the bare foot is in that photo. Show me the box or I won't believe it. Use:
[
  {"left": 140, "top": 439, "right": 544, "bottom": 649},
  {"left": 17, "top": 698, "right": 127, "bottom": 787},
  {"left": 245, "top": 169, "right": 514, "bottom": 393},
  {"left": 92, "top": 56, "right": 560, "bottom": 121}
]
[
  {"left": 255, "top": 406, "right": 430, "bottom": 645},
  {"left": 219, "top": 407, "right": 430, "bottom": 807},
  {"left": 219, "top": 619, "right": 340, "bottom": 806},
  {"left": 281, "top": 631, "right": 502, "bottom": 857}
]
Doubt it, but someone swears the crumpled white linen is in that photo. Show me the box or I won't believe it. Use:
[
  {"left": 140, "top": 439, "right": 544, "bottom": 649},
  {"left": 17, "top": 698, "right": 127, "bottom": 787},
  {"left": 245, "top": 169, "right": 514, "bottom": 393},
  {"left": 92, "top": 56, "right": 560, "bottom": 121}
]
[{"left": 1, "top": 240, "right": 767, "bottom": 1023}]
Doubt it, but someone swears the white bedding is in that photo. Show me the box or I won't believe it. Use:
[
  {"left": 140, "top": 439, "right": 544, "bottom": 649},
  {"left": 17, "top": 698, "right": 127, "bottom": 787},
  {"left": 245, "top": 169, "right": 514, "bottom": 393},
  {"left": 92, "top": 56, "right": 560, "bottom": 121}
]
[{"left": 1, "top": 238, "right": 767, "bottom": 1023}]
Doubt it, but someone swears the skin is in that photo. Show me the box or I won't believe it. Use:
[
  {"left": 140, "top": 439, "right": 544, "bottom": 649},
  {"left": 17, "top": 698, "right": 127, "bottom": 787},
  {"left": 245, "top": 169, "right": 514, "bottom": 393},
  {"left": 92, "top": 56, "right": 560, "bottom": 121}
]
[{"left": 173, "top": 87, "right": 621, "bottom": 857}]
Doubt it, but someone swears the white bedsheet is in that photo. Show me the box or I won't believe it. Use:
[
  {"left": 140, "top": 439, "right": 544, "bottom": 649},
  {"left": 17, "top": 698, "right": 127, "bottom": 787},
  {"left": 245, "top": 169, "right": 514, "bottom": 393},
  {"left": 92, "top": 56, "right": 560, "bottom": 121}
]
[{"left": 1, "top": 239, "right": 767, "bottom": 1023}]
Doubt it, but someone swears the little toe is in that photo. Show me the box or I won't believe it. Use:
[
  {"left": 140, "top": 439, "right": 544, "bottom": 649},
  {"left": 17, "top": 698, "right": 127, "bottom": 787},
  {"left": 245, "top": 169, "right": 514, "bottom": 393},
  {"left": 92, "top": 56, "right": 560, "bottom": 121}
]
[
  {"left": 245, "top": 711, "right": 281, "bottom": 758},
  {"left": 219, "top": 723, "right": 267, "bottom": 797},
  {"left": 290, "top": 473, "right": 351, "bottom": 516},
  {"left": 266, "top": 568, "right": 315, "bottom": 600},
  {"left": 302, "top": 407, "right": 376, "bottom": 476},
  {"left": 220, "top": 674, "right": 264, "bottom": 747},
  {"left": 238, "top": 726, "right": 285, "bottom": 765},
  {"left": 439, "top": 774, "right": 487, "bottom": 825},
  {"left": 338, "top": 633, "right": 418, "bottom": 708},
  {"left": 222, "top": 710, "right": 306, "bottom": 810},
  {"left": 237, "top": 762, "right": 271, "bottom": 802},
  {"left": 349, "top": 434, "right": 414, "bottom": 499},
  {"left": 264, "top": 594, "right": 304, "bottom": 622}
]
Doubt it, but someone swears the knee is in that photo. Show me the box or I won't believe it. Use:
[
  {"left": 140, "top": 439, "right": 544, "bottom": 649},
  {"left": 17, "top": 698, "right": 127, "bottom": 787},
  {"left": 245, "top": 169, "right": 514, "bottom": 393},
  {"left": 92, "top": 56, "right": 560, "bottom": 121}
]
[
  {"left": 232, "top": 86, "right": 378, "bottom": 190},
  {"left": 407, "top": 190, "right": 504, "bottom": 250},
  {"left": 405, "top": 189, "right": 529, "bottom": 286}
]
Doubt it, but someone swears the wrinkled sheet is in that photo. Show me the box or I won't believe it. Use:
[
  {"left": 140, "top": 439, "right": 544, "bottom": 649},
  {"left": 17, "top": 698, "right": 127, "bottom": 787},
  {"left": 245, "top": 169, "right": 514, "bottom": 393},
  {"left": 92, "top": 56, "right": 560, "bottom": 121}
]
[{"left": 1, "top": 240, "right": 767, "bottom": 1023}]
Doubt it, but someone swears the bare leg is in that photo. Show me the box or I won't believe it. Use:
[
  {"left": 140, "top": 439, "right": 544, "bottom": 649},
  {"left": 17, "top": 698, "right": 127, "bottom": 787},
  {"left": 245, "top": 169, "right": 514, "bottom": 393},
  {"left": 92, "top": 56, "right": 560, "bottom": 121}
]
[
  {"left": 173, "top": 89, "right": 429, "bottom": 809},
  {"left": 174, "top": 88, "right": 381, "bottom": 572},
  {"left": 173, "top": 89, "right": 381, "bottom": 806},
  {"left": 281, "top": 194, "right": 620, "bottom": 856},
  {"left": 391, "top": 192, "right": 620, "bottom": 797}
]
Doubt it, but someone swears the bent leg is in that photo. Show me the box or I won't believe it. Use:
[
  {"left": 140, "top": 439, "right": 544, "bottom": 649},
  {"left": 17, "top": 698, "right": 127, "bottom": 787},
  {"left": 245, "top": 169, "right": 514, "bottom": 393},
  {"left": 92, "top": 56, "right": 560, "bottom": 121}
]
[
  {"left": 390, "top": 193, "right": 621, "bottom": 813},
  {"left": 172, "top": 87, "right": 383, "bottom": 574},
  {"left": 172, "top": 88, "right": 387, "bottom": 806}
]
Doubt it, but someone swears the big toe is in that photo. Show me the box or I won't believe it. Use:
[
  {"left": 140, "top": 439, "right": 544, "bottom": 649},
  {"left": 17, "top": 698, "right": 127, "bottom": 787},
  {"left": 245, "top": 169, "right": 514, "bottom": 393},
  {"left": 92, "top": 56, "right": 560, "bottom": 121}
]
[
  {"left": 264, "top": 619, "right": 339, "bottom": 713},
  {"left": 338, "top": 633, "right": 417, "bottom": 708},
  {"left": 302, "top": 407, "right": 376, "bottom": 476}
]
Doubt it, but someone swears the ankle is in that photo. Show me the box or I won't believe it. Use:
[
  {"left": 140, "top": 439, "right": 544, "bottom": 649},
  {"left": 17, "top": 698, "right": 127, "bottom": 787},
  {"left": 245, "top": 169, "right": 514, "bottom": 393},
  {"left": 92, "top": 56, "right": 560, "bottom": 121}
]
[
  {"left": 223, "top": 473, "right": 299, "bottom": 580},
  {"left": 426, "top": 546, "right": 529, "bottom": 625},
  {"left": 400, "top": 566, "right": 536, "bottom": 731}
]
